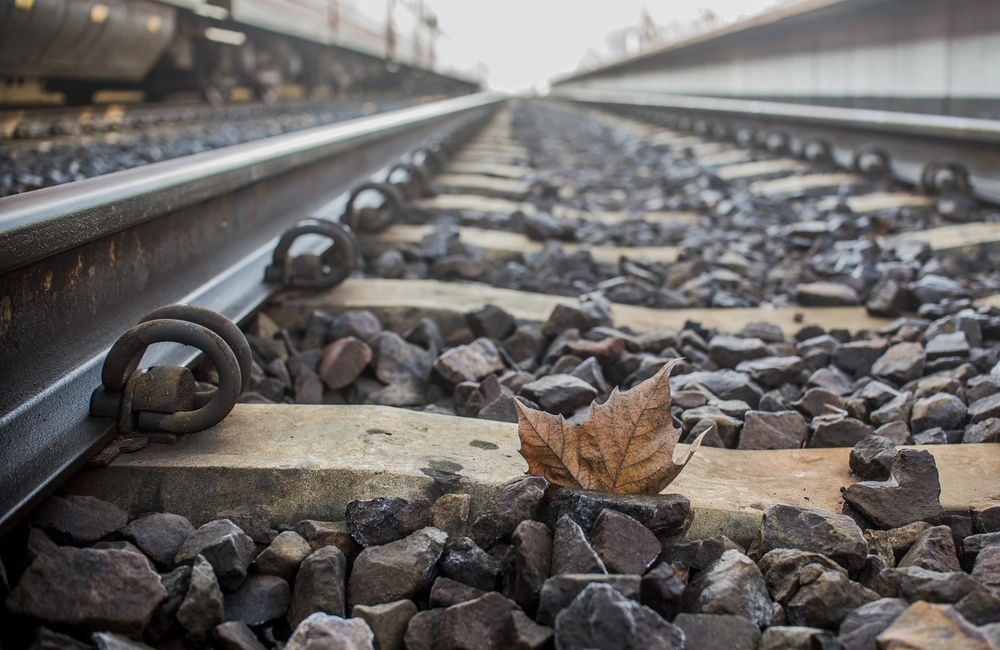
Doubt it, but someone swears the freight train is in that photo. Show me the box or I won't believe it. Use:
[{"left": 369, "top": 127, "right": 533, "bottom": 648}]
[{"left": 0, "top": 0, "right": 477, "bottom": 104}]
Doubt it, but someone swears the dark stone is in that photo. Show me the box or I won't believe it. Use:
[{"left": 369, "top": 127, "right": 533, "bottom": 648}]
[
  {"left": 871, "top": 342, "right": 926, "bottom": 384},
  {"left": 969, "top": 393, "right": 1000, "bottom": 424},
  {"left": 122, "top": 512, "right": 195, "bottom": 569},
  {"left": 555, "top": 583, "right": 684, "bottom": 650},
  {"left": 796, "top": 282, "right": 860, "bottom": 307},
  {"left": 910, "top": 394, "right": 966, "bottom": 433},
  {"left": 27, "top": 627, "right": 93, "bottom": 650},
  {"left": 758, "top": 626, "right": 840, "bottom": 649},
  {"left": 875, "top": 421, "right": 912, "bottom": 445},
  {"left": 435, "top": 592, "right": 520, "bottom": 650},
  {"left": 468, "top": 476, "right": 548, "bottom": 550},
  {"left": 253, "top": 530, "right": 312, "bottom": 579},
  {"left": 329, "top": 310, "right": 382, "bottom": 342},
  {"left": 505, "top": 521, "right": 552, "bottom": 608},
  {"left": 565, "top": 337, "right": 626, "bottom": 366},
  {"left": 640, "top": 563, "right": 685, "bottom": 620},
  {"left": 835, "top": 339, "right": 889, "bottom": 376},
  {"left": 466, "top": 304, "right": 517, "bottom": 341},
  {"left": 759, "top": 548, "right": 845, "bottom": 605},
  {"left": 673, "top": 613, "right": 761, "bottom": 650},
  {"left": 440, "top": 537, "right": 501, "bottom": 591},
  {"left": 926, "top": 332, "right": 971, "bottom": 360},
  {"left": 177, "top": 554, "right": 225, "bottom": 643},
  {"left": 671, "top": 369, "right": 764, "bottom": 407},
  {"left": 807, "top": 366, "right": 852, "bottom": 396},
  {"left": 370, "top": 331, "right": 432, "bottom": 386},
  {"left": 430, "top": 577, "right": 487, "bottom": 608},
  {"left": 754, "top": 504, "right": 868, "bottom": 574},
  {"left": 843, "top": 449, "right": 946, "bottom": 529},
  {"left": 541, "top": 301, "right": 612, "bottom": 339},
  {"left": 709, "top": 335, "right": 769, "bottom": 368},
  {"left": 536, "top": 574, "right": 641, "bottom": 626},
  {"left": 736, "top": 356, "right": 806, "bottom": 388},
  {"left": 347, "top": 527, "right": 447, "bottom": 608},
  {"left": 691, "top": 535, "right": 745, "bottom": 572},
  {"left": 897, "top": 525, "right": 961, "bottom": 572},
  {"left": 225, "top": 574, "right": 290, "bottom": 626},
  {"left": 551, "top": 514, "right": 606, "bottom": 575},
  {"left": 869, "top": 392, "right": 914, "bottom": 428},
  {"left": 214, "top": 620, "right": 268, "bottom": 650},
  {"left": 867, "top": 278, "right": 908, "bottom": 317},
  {"left": 546, "top": 488, "right": 691, "bottom": 541},
  {"left": 876, "top": 566, "right": 983, "bottom": 603},
  {"left": 520, "top": 374, "right": 598, "bottom": 416},
  {"left": 174, "top": 519, "right": 256, "bottom": 591},
  {"left": 955, "top": 590, "right": 1000, "bottom": 625},
  {"left": 285, "top": 612, "right": 375, "bottom": 649},
  {"left": 971, "top": 495, "right": 1000, "bottom": 533},
  {"left": 502, "top": 610, "right": 554, "bottom": 650},
  {"left": 738, "top": 410, "right": 808, "bottom": 449},
  {"left": 7, "top": 546, "right": 166, "bottom": 635},
  {"left": 214, "top": 504, "right": 277, "bottom": 545},
  {"left": 319, "top": 337, "right": 372, "bottom": 390},
  {"left": 808, "top": 412, "right": 873, "bottom": 447},
  {"left": 351, "top": 599, "right": 417, "bottom": 650},
  {"left": 434, "top": 337, "right": 506, "bottom": 385},
  {"left": 147, "top": 565, "right": 190, "bottom": 642},
  {"left": 850, "top": 435, "right": 896, "bottom": 480},
  {"left": 294, "top": 520, "right": 361, "bottom": 558},
  {"left": 503, "top": 326, "right": 546, "bottom": 364},
  {"left": 683, "top": 550, "right": 772, "bottom": 626},
  {"left": 680, "top": 407, "right": 742, "bottom": 447},
  {"left": 90, "top": 632, "right": 159, "bottom": 649},
  {"left": 589, "top": 509, "right": 660, "bottom": 575},
  {"left": 785, "top": 564, "right": 879, "bottom": 630},
  {"left": 346, "top": 497, "right": 432, "bottom": 547},
  {"left": 478, "top": 394, "right": 521, "bottom": 423},
  {"left": 32, "top": 495, "right": 128, "bottom": 546},
  {"left": 962, "top": 532, "right": 1000, "bottom": 571},
  {"left": 837, "top": 597, "right": 907, "bottom": 650},
  {"left": 403, "top": 608, "right": 444, "bottom": 650},
  {"left": 793, "top": 388, "right": 846, "bottom": 418},
  {"left": 287, "top": 545, "right": 347, "bottom": 627},
  {"left": 972, "top": 546, "right": 1000, "bottom": 598}
]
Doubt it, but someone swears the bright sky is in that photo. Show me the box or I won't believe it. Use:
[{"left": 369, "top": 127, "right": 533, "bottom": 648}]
[{"left": 428, "top": 0, "right": 785, "bottom": 92}]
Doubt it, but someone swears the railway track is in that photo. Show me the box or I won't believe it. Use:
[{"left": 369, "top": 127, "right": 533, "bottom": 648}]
[{"left": 3, "top": 90, "right": 1000, "bottom": 648}]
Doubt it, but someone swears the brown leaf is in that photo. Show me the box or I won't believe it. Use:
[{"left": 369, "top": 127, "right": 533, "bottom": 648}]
[{"left": 514, "top": 359, "right": 707, "bottom": 494}]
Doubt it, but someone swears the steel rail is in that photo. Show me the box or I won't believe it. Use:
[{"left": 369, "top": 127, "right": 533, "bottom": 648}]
[
  {"left": 0, "top": 91, "right": 504, "bottom": 536},
  {"left": 550, "top": 88, "right": 1000, "bottom": 203}
]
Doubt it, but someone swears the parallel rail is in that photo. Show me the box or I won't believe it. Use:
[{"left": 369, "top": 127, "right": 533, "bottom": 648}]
[{"left": 0, "top": 92, "right": 503, "bottom": 535}]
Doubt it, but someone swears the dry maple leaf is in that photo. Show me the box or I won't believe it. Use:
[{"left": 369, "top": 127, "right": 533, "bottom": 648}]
[{"left": 514, "top": 358, "right": 707, "bottom": 494}]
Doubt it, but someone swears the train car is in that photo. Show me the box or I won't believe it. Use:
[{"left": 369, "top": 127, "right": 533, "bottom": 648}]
[{"left": 0, "top": 0, "right": 474, "bottom": 103}]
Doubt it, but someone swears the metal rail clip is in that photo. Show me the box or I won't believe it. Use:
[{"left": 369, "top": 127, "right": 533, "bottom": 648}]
[
  {"left": 90, "top": 305, "right": 251, "bottom": 440},
  {"left": 264, "top": 219, "right": 359, "bottom": 289},
  {"left": 342, "top": 182, "right": 407, "bottom": 234}
]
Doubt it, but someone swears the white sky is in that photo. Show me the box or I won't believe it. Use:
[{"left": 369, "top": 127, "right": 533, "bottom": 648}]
[{"left": 428, "top": 0, "right": 784, "bottom": 92}]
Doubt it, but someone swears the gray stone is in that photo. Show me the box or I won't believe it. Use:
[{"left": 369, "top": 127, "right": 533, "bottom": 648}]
[
  {"left": 590, "top": 509, "right": 660, "bottom": 575},
  {"left": 90, "top": 633, "right": 156, "bottom": 650},
  {"left": 32, "top": 495, "right": 128, "bottom": 546},
  {"left": 569, "top": 356, "right": 609, "bottom": 392},
  {"left": 792, "top": 388, "right": 845, "bottom": 417},
  {"left": 754, "top": 503, "right": 868, "bottom": 574},
  {"left": 872, "top": 342, "right": 926, "bottom": 384},
  {"left": 439, "top": 537, "right": 500, "bottom": 591},
  {"left": 850, "top": 435, "right": 896, "bottom": 480},
  {"left": 969, "top": 393, "right": 1000, "bottom": 424},
  {"left": 468, "top": 476, "right": 548, "bottom": 550},
  {"left": 972, "top": 546, "right": 1000, "bottom": 598},
  {"left": 434, "top": 592, "right": 519, "bottom": 650},
  {"left": 971, "top": 494, "right": 1000, "bottom": 534},
  {"left": 466, "top": 304, "right": 516, "bottom": 341},
  {"left": 214, "top": 621, "right": 268, "bottom": 650},
  {"left": 785, "top": 565, "right": 879, "bottom": 630},
  {"left": 867, "top": 278, "right": 909, "bottom": 318},
  {"left": 555, "top": 583, "right": 684, "bottom": 650},
  {"left": 870, "top": 391, "right": 914, "bottom": 428},
  {"left": 253, "top": 531, "right": 312, "bottom": 580},
  {"left": 502, "top": 610, "right": 553, "bottom": 650},
  {"left": 536, "top": 574, "right": 641, "bottom": 626},
  {"left": 430, "top": 577, "right": 486, "bottom": 608},
  {"left": 876, "top": 566, "right": 984, "bottom": 603},
  {"left": 351, "top": 599, "right": 417, "bottom": 650},
  {"left": 122, "top": 513, "right": 194, "bottom": 569},
  {"left": 520, "top": 374, "right": 598, "bottom": 416},
  {"left": 898, "top": 525, "right": 962, "bottom": 573},
  {"left": 402, "top": 608, "right": 444, "bottom": 650},
  {"left": 174, "top": 519, "right": 256, "bottom": 591},
  {"left": 177, "top": 555, "right": 224, "bottom": 643},
  {"left": 910, "top": 393, "right": 967, "bottom": 432},
  {"left": 807, "top": 366, "right": 853, "bottom": 395},
  {"left": 796, "top": 282, "right": 860, "bottom": 307},
  {"left": 545, "top": 488, "right": 691, "bottom": 541},
  {"left": 640, "top": 563, "right": 686, "bottom": 621},
  {"left": 346, "top": 497, "right": 432, "bottom": 547},
  {"left": 434, "top": 337, "right": 506, "bottom": 385},
  {"left": 680, "top": 407, "right": 743, "bottom": 447},
  {"left": 759, "top": 626, "right": 838, "bottom": 650},
  {"left": 736, "top": 356, "right": 806, "bottom": 388},
  {"left": 506, "top": 520, "right": 552, "bottom": 607},
  {"left": 837, "top": 598, "right": 907, "bottom": 650},
  {"left": 671, "top": 369, "right": 764, "bottom": 407},
  {"left": 330, "top": 310, "right": 382, "bottom": 342},
  {"left": 709, "top": 335, "right": 769, "bottom": 368},
  {"left": 964, "top": 418, "right": 1000, "bottom": 443},
  {"left": 808, "top": 412, "right": 873, "bottom": 447},
  {"left": 926, "top": 332, "right": 971, "bottom": 360},
  {"left": 738, "top": 410, "right": 808, "bottom": 449},
  {"left": 551, "top": 514, "right": 606, "bottom": 575},
  {"left": 758, "top": 548, "right": 845, "bottom": 605},
  {"left": 6, "top": 547, "right": 166, "bottom": 636},
  {"left": 835, "top": 339, "right": 889, "bottom": 376},
  {"left": 347, "top": 527, "right": 447, "bottom": 608},
  {"left": 224, "top": 574, "right": 290, "bottom": 627},
  {"left": 288, "top": 545, "right": 347, "bottom": 627},
  {"left": 683, "top": 550, "right": 772, "bottom": 627},
  {"left": 673, "top": 614, "right": 760, "bottom": 650},
  {"left": 956, "top": 590, "right": 1000, "bottom": 626},
  {"left": 875, "top": 420, "right": 912, "bottom": 445},
  {"left": 285, "top": 613, "right": 375, "bottom": 650},
  {"left": 844, "top": 449, "right": 946, "bottom": 529},
  {"left": 213, "top": 505, "right": 277, "bottom": 545},
  {"left": 146, "top": 565, "right": 190, "bottom": 642},
  {"left": 962, "top": 533, "right": 1000, "bottom": 570}
]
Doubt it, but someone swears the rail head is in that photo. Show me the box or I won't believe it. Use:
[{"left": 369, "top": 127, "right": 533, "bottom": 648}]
[{"left": 0, "top": 91, "right": 507, "bottom": 275}]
